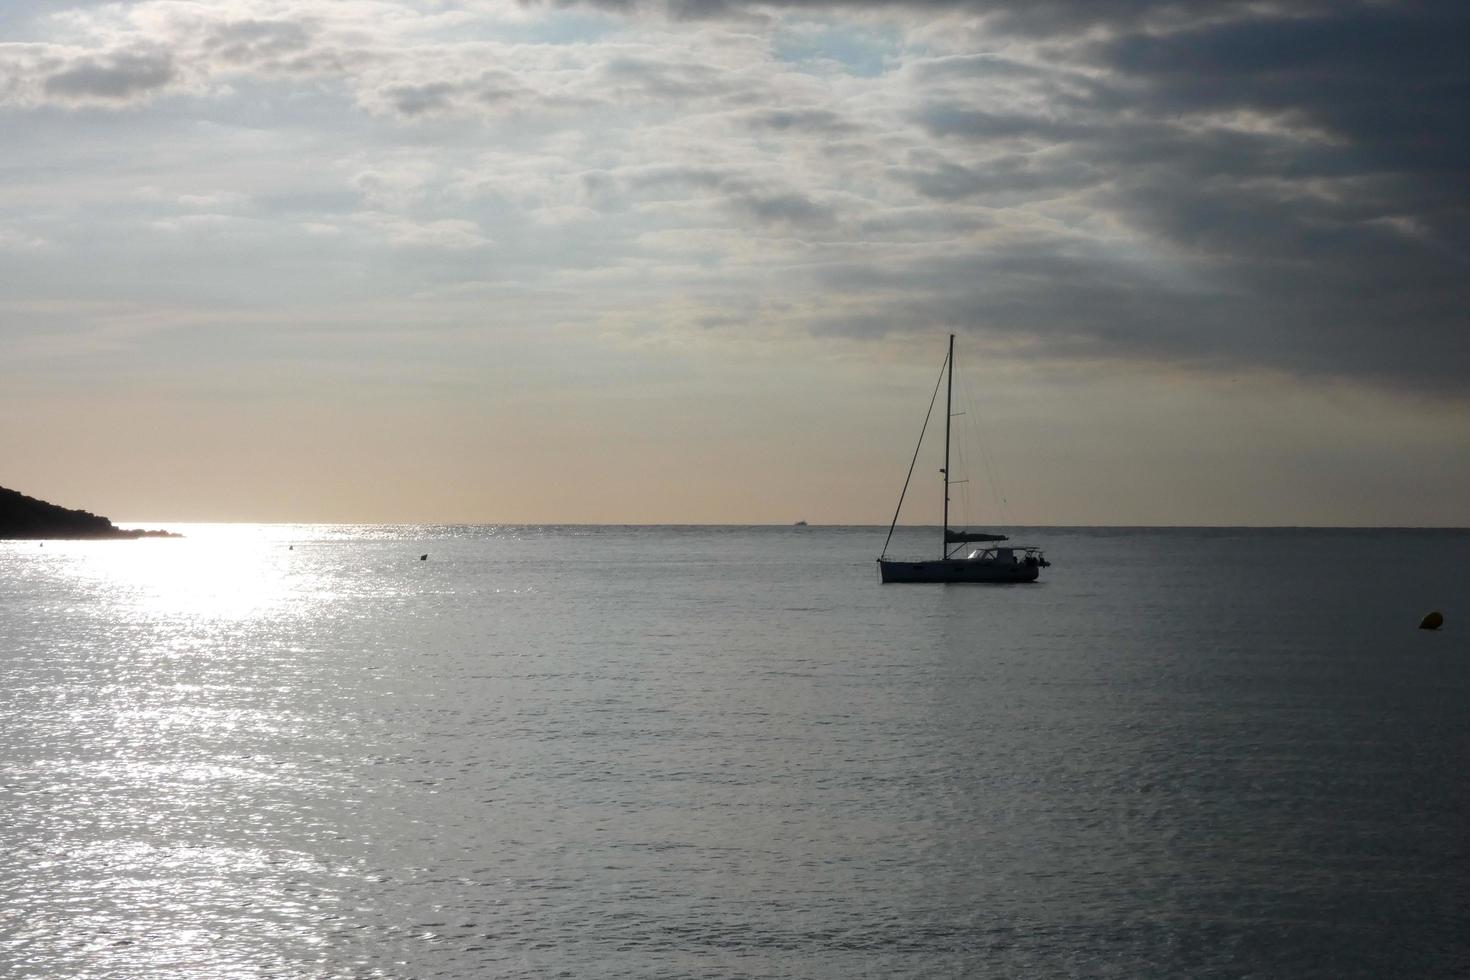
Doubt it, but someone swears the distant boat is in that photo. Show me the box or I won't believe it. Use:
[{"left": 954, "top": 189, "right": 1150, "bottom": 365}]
[
  {"left": 793, "top": 520, "right": 808, "bottom": 527},
  {"left": 877, "top": 334, "right": 1049, "bottom": 584}
]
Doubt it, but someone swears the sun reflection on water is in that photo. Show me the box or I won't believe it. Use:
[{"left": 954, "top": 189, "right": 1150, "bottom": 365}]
[
  {"left": 58, "top": 524, "right": 321, "bottom": 623},
  {"left": 1, "top": 525, "right": 394, "bottom": 978}
]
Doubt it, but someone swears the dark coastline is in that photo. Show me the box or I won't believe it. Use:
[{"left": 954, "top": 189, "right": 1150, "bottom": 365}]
[{"left": 0, "top": 486, "right": 179, "bottom": 540}]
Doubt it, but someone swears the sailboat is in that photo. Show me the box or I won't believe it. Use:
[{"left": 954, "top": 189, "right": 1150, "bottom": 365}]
[{"left": 877, "top": 334, "right": 1049, "bottom": 584}]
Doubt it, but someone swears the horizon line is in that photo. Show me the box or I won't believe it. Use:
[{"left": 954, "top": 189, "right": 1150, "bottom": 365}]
[{"left": 107, "top": 520, "right": 1470, "bottom": 531}]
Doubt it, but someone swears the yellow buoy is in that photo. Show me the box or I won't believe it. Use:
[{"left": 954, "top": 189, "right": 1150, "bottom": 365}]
[{"left": 1419, "top": 611, "right": 1444, "bottom": 630}]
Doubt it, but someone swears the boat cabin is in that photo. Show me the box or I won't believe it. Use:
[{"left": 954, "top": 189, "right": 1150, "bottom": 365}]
[{"left": 965, "top": 545, "right": 1050, "bottom": 568}]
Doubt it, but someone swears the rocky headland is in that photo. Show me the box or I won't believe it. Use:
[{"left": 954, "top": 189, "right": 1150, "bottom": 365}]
[{"left": 0, "top": 486, "right": 180, "bottom": 539}]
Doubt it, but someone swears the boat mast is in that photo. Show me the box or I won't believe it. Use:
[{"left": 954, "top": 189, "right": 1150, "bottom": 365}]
[{"left": 942, "top": 332, "right": 953, "bottom": 560}]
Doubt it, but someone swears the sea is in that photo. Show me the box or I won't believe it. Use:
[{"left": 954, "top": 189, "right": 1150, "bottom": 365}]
[{"left": 2, "top": 524, "right": 1468, "bottom": 979}]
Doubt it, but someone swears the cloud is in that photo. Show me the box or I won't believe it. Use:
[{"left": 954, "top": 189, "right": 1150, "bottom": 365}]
[
  {"left": 1, "top": 0, "right": 1466, "bottom": 398},
  {"left": 371, "top": 69, "right": 538, "bottom": 118},
  {"left": 599, "top": 54, "right": 730, "bottom": 98},
  {"left": 379, "top": 80, "right": 462, "bottom": 116},
  {"left": 0, "top": 226, "right": 52, "bottom": 251},
  {"left": 588, "top": 165, "right": 841, "bottom": 230},
  {"left": 42, "top": 47, "right": 175, "bottom": 101},
  {"left": 822, "top": 0, "right": 1470, "bottom": 394},
  {"left": 356, "top": 213, "right": 493, "bottom": 249},
  {"left": 723, "top": 186, "right": 837, "bottom": 228},
  {"left": 0, "top": 42, "right": 177, "bottom": 107},
  {"left": 743, "top": 106, "right": 859, "bottom": 135},
  {"left": 202, "top": 18, "right": 315, "bottom": 66}
]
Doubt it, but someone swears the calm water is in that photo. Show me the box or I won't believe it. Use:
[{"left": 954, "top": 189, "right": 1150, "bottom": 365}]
[{"left": 2, "top": 525, "right": 1468, "bottom": 978}]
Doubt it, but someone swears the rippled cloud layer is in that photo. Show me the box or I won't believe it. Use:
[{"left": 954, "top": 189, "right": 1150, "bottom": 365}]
[
  {"left": 1, "top": 1, "right": 1467, "bottom": 523},
  {"left": 2, "top": 1, "right": 1464, "bottom": 390}
]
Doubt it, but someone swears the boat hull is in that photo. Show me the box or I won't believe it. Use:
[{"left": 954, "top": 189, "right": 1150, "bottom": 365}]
[{"left": 878, "top": 558, "right": 1040, "bottom": 584}]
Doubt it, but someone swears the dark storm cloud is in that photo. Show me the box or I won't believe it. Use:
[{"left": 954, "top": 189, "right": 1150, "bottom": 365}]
[
  {"left": 1071, "top": 3, "right": 1470, "bottom": 390},
  {"left": 531, "top": 0, "right": 1461, "bottom": 391},
  {"left": 1087, "top": 6, "right": 1470, "bottom": 240},
  {"left": 757, "top": 0, "right": 1466, "bottom": 393},
  {"left": 1093, "top": 7, "right": 1470, "bottom": 178}
]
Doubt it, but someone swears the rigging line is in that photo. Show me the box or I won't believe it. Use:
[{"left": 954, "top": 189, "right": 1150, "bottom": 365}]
[
  {"left": 982, "top": 407, "right": 1012, "bottom": 526},
  {"left": 955, "top": 370, "right": 978, "bottom": 529},
  {"left": 953, "top": 405, "right": 972, "bottom": 529},
  {"left": 949, "top": 353, "right": 978, "bottom": 533},
  {"left": 962, "top": 364, "right": 1012, "bottom": 526},
  {"left": 954, "top": 373, "right": 974, "bottom": 525},
  {"left": 881, "top": 352, "right": 949, "bottom": 560},
  {"left": 950, "top": 344, "right": 969, "bottom": 537},
  {"left": 951, "top": 371, "right": 967, "bottom": 521}
]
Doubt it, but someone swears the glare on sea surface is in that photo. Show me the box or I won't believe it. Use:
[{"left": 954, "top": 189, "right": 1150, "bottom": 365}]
[
  {"left": 3, "top": 524, "right": 364, "bottom": 976},
  {"left": 60, "top": 523, "right": 322, "bottom": 622}
]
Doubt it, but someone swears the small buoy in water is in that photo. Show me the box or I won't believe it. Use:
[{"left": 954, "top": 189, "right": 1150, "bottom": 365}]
[
  {"left": 1420, "top": 611, "right": 1444, "bottom": 630},
  {"left": 420, "top": 554, "right": 428, "bottom": 561}
]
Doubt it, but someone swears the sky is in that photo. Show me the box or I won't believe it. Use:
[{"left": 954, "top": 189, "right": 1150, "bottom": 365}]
[{"left": 1, "top": 0, "right": 1467, "bottom": 525}]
